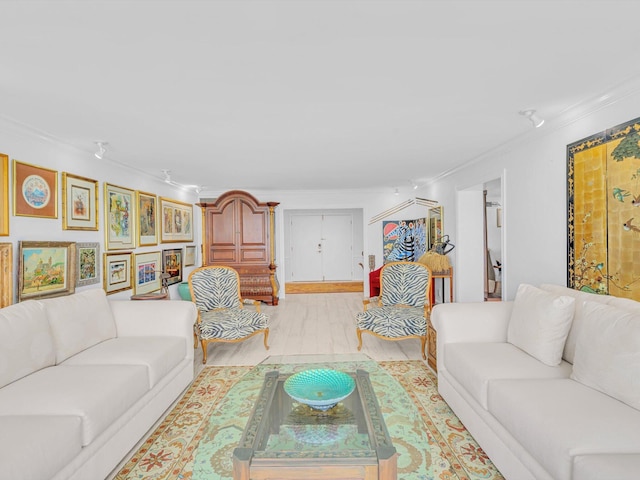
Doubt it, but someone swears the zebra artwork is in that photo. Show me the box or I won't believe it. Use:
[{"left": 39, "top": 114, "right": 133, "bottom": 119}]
[{"left": 382, "top": 218, "right": 428, "bottom": 263}]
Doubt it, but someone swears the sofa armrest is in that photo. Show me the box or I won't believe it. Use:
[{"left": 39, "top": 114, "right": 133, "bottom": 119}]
[
  {"left": 432, "top": 301, "right": 514, "bottom": 344},
  {"left": 109, "top": 300, "right": 197, "bottom": 359}
]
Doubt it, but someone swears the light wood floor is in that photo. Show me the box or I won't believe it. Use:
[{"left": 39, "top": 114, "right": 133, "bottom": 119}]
[{"left": 193, "top": 292, "right": 428, "bottom": 374}]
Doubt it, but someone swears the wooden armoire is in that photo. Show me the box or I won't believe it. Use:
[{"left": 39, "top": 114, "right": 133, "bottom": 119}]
[{"left": 197, "top": 191, "right": 279, "bottom": 305}]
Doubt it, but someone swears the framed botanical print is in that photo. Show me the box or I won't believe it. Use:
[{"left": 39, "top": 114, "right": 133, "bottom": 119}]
[
  {"left": 104, "top": 183, "right": 136, "bottom": 250},
  {"left": 0, "top": 242, "right": 12, "bottom": 307},
  {"left": 134, "top": 251, "right": 162, "bottom": 294},
  {"left": 18, "top": 241, "right": 76, "bottom": 301},
  {"left": 0, "top": 154, "right": 9, "bottom": 235},
  {"left": 62, "top": 172, "right": 99, "bottom": 230},
  {"left": 184, "top": 244, "right": 196, "bottom": 266},
  {"left": 137, "top": 191, "right": 158, "bottom": 246},
  {"left": 162, "top": 248, "right": 183, "bottom": 285},
  {"left": 160, "top": 197, "right": 194, "bottom": 242},
  {"left": 76, "top": 242, "right": 100, "bottom": 287},
  {"left": 103, "top": 251, "right": 133, "bottom": 294},
  {"left": 13, "top": 160, "right": 58, "bottom": 219}
]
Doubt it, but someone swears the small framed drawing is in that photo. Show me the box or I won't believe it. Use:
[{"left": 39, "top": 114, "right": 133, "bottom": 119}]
[
  {"left": 160, "top": 197, "right": 194, "bottom": 243},
  {"left": 184, "top": 245, "right": 196, "bottom": 266},
  {"left": 62, "top": 172, "right": 99, "bottom": 230},
  {"left": 162, "top": 248, "right": 183, "bottom": 285},
  {"left": 18, "top": 241, "right": 76, "bottom": 301},
  {"left": 137, "top": 191, "right": 158, "bottom": 246},
  {"left": 13, "top": 160, "right": 58, "bottom": 219},
  {"left": 104, "top": 183, "right": 136, "bottom": 250},
  {"left": 76, "top": 242, "right": 100, "bottom": 287},
  {"left": 0, "top": 153, "right": 9, "bottom": 235},
  {"left": 0, "top": 243, "right": 12, "bottom": 307},
  {"left": 134, "top": 251, "right": 162, "bottom": 295},
  {"left": 103, "top": 251, "right": 133, "bottom": 295}
]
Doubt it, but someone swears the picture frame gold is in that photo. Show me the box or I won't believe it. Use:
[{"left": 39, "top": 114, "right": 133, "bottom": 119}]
[
  {"left": 0, "top": 242, "right": 12, "bottom": 307},
  {"left": 104, "top": 183, "right": 136, "bottom": 250},
  {"left": 62, "top": 172, "right": 99, "bottom": 230},
  {"left": 13, "top": 160, "right": 58, "bottom": 219},
  {"left": 160, "top": 197, "right": 194, "bottom": 243},
  {"left": 134, "top": 251, "right": 162, "bottom": 294},
  {"left": 137, "top": 191, "right": 158, "bottom": 246},
  {"left": 18, "top": 241, "right": 76, "bottom": 301},
  {"left": 103, "top": 251, "right": 133, "bottom": 295},
  {"left": 0, "top": 154, "right": 9, "bottom": 235},
  {"left": 76, "top": 242, "right": 100, "bottom": 287}
]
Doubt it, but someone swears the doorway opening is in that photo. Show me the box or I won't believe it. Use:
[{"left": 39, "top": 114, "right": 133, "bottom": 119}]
[{"left": 484, "top": 178, "right": 503, "bottom": 301}]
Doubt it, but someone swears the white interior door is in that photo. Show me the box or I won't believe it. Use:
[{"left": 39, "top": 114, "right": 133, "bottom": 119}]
[{"left": 321, "top": 214, "right": 353, "bottom": 281}]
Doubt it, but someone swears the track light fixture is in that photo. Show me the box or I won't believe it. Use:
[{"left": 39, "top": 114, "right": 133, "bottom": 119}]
[
  {"left": 161, "top": 169, "right": 172, "bottom": 184},
  {"left": 394, "top": 188, "right": 400, "bottom": 196},
  {"left": 519, "top": 109, "right": 545, "bottom": 128},
  {"left": 94, "top": 142, "right": 108, "bottom": 159},
  {"left": 409, "top": 180, "right": 419, "bottom": 190}
]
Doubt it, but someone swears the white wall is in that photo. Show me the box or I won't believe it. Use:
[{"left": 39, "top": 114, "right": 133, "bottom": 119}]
[{"left": 1, "top": 118, "right": 200, "bottom": 303}]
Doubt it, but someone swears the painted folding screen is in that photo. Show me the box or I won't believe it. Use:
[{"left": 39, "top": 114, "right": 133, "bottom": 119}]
[{"left": 382, "top": 218, "right": 427, "bottom": 263}]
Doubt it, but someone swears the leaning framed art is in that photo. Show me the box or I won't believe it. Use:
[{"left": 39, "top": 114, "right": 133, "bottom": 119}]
[
  {"left": 103, "top": 251, "right": 133, "bottom": 295},
  {"left": 0, "top": 153, "right": 9, "bottom": 235},
  {"left": 76, "top": 242, "right": 100, "bottom": 287},
  {"left": 18, "top": 241, "right": 76, "bottom": 301},
  {"left": 104, "top": 183, "right": 136, "bottom": 250},
  {"left": 184, "top": 244, "right": 196, "bottom": 266},
  {"left": 62, "top": 172, "right": 99, "bottom": 230},
  {"left": 13, "top": 160, "right": 58, "bottom": 219},
  {"left": 137, "top": 190, "right": 158, "bottom": 246},
  {"left": 160, "top": 197, "right": 194, "bottom": 243},
  {"left": 133, "top": 251, "right": 162, "bottom": 295},
  {"left": 162, "top": 248, "right": 183, "bottom": 285}
]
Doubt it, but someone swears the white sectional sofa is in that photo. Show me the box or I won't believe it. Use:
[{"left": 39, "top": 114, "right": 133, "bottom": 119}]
[
  {"left": 432, "top": 283, "right": 640, "bottom": 480},
  {"left": 0, "top": 289, "right": 197, "bottom": 480}
]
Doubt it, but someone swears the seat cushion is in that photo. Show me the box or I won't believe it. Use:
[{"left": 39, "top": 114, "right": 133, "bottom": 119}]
[
  {"left": 61, "top": 336, "right": 186, "bottom": 388},
  {"left": 0, "top": 300, "right": 55, "bottom": 388},
  {"left": 0, "top": 364, "right": 148, "bottom": 446},
  {"left": 0, "top": 415, "right": 82, "bottom": 480},
  {"left": 573, "top": 453, "right": 640, "bottom": 480},
  {"left": 444, "top": 342, "right": 572, "bottom": 409},
  {"left": 355, "top": 306, "right": 426, "bottom": 338},
  {"left": 487, "top": 378, "right": 640, "bottom": 480},
  {"left": 39, "top": 289, "right": 117, "bottom": 363},
  {"left": 198, "top": 308, "right": 268, "bottom": 341}
]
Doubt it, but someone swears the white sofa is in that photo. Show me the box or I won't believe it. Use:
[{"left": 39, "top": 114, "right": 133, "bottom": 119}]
[
  {"left": 0, "top": 289, "right": 197, "bottom": 480},
  {"left": 432, "top": 283, "right": 640, "bottom": 480}
]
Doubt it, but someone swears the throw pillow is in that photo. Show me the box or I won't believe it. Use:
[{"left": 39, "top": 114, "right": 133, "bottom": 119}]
[
  {"left": 571, "top": 301, "right": 640, "bottom": 411},
  {"left": 507, "top": 284, "right": 575, "bottom": 366}
]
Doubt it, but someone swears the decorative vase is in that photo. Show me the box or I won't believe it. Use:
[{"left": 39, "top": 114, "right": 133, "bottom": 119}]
[{"left": 177, "top": 282, "right": 191, "bottom": 301}]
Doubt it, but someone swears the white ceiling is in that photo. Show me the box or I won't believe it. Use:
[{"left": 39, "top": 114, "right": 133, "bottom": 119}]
[{"left": 2, "top": 1, "right": 640, "bottom": 193}]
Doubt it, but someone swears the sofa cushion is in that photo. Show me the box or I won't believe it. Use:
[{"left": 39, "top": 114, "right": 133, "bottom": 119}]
[
  {"left": 444, "top": 342, "right": 572, "bottom": 409},
  {"left": 573, "top": 453, "right": 640, "bottom": 480},
  {"left": 0, "top": 300, "right": 55, "bottom": 389},
  {"left": 507, "top": 283, "right": 575, "bottom": 366},
  {"left": 571, "top": 301, "right": 640, "bottom": 411},
  {"left": 62, "top": 336, "right": 186, "bottom": 388},
  {"left": 0, "top": 415, "right": 82, "bottom": 480},
  {"left": 0, "top": 364, "right": 148, "bottom": 446},
  {"left": 487, "top": 378, "right": 640, "bottom": 480},
  {"left": 40, "top": 289, "right": 117, "bottom": 363},
  {"left": 539, "top": 284, "right": 613, "bottom": 364}
]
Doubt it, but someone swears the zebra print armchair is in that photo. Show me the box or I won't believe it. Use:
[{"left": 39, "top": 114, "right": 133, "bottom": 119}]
[
  {"left": 188, "top": 266, "right": 269, "bottom": 364},
  {"left": 355, "top": 261, "right": 432, "bottom": 360}
]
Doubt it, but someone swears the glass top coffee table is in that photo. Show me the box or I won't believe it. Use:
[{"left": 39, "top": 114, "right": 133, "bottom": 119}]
[{"left": 232, "top": 354, "right": 397, "bottom": 480}]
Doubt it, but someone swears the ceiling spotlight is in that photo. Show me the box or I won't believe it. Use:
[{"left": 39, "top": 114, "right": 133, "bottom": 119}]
[
  {"left": 409, "top": 180, "right": 419, "bottom": 190},
  {"left": 394, "top": 188, "right": 400, "bottom": 196},
  {"left": 161, "top": 169, "right": 172, "bottom": 184},
  {"left": 519, "top": 109, "right": 545, "bottom": 128},
  {"left": 94, "top": 142, "right": 107, "bottom": 159}
]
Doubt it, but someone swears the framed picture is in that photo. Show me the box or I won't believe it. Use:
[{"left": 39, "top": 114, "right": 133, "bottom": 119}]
[
  {"left": 13, "top": 160, "right": 58, "bottom": 219},
  {"left": 134, "top": 251, "right": 162, "bottom": 295},
  {"left": 137, "top": 191, "right": 158, "bottom": 246},
  {"left": 76, "top": 242, "right": 100, "bottom": 287},
  {"left": 0, "top": 243, "right": 12, "bottom": 307},
  {"left": 104, "top": 183, "right": 136, "bottom": 250},
  {"left": 62, "top": 172, "right": 99, "bottom": 230},
  {"left": 185, "top": 244, "right": 196, "bottom": 266},
  {"left": 160, "top": 197, "right": 194, "bottom": 243},
  {"left": 0, "top": 154, "right": 9, "bottom": 235},
  {"left": 18, "top": 241, "right": 76, "bottom": 301},
  {"left": 162, "top": 248, "right": 183, "bottom": 285},
  {"left": 103, "top": 251, "right": 133, "bottom": 295}
]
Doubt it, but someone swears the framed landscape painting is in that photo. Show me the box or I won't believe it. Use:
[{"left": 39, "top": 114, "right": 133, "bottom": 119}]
[
  {"left": 105, "top": 183, "right": 136, "bottom": 250},
  {"left": 160, "top": 197, "right": 193, "bottom": 242},
  {"left": 18, "top": 241, "right": 76, "bottom": 301},
  {"left": 62, "top": 172, "right": 99, "bottom": 230},
  {"left": 137, "top": 191, "right": 158, "bottom": 246},
  {"left": 0, "top": 153, "right": 9, "bottom": 235},
  {"left": 76, "top": 242, "right": 100, "bottom": 287},
  {"left": 103, "top": 251, "right": 132, "bottom": 294},
  {"left": 13, "top": 160, "right": 58, "bottom": 219},
  {"left": 162, "top": 248, "right": 183, "bottom": 285},
  {"left": 134, "top": 251, "right": 162, "bottom": 294}
]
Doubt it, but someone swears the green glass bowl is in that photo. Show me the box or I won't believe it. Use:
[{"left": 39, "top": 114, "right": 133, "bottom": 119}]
[{"left": 284, "top": 369, "right": 355, "bottom": 411}]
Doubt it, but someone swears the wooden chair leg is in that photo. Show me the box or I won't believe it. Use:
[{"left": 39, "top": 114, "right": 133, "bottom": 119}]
[
  {"left": 263, "top": 328, "right": 270, "bottom": 350},
  {"left": 201, "top": 339, "right": 208, "bottom": 364},
  {"left": 420, "top": 335, "right": 427, "bottom": 361},
  {"left": 356, "top": 329, "right": 363, "bottom": 351}
]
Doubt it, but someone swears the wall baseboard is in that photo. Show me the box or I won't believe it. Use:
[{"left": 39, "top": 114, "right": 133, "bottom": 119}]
[{"left": 285, "top": 281, "right": 363, "bottom": 294}]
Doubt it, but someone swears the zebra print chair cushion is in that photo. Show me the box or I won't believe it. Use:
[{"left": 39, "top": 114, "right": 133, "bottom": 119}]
[
  {"left": 355, "top": 306, "right": 427, "bottom": 337},
  {"left": 190, "top": 267, "right": 241, "bottom": 311},
  {"left": 197, "top": 309, "right": 269, "bottom": 341},
  {"left": 379, "top": 262, "right": 430, "bottom": 307}
]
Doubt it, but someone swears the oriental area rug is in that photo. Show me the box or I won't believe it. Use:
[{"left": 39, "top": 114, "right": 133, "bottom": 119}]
[{"left": 114, "top": 360, "right": 504, "bottom": 480}]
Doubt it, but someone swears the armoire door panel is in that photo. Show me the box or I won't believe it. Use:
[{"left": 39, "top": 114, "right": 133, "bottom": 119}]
[
  {"left": 240, "top": 202, "right": 267, "bottom": 245},
  {"left": 241, "top": 249, "right": 267, "bottom": 262}
]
